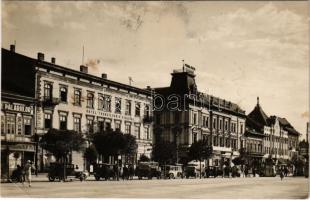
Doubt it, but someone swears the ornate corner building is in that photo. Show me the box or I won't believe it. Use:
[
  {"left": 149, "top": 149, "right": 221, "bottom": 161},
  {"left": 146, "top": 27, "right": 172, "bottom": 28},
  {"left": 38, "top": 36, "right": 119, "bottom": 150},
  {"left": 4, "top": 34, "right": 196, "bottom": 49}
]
[{"left": 153, "top": 65, "right": 246, "bottom": 166}]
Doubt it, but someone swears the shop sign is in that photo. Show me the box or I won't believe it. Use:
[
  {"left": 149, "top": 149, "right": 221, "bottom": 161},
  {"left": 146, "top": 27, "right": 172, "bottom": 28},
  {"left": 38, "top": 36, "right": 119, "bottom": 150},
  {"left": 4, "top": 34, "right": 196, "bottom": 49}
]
[
  {"left": 9, "top": 144, "right": 35, "bottom": 152},
  {"left": 2, "top": 102, "right": 33, "bottom": 114}
]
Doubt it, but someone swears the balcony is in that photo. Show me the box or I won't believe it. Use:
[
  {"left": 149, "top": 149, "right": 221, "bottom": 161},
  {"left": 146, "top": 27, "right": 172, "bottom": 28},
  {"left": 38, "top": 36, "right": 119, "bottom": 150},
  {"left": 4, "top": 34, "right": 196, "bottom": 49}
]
[
  {"left": 41, "top": 97, "right": 60, "bottom": 108},
  {"left": 143, "top": 115, "right": 153, "bottom": 124}
]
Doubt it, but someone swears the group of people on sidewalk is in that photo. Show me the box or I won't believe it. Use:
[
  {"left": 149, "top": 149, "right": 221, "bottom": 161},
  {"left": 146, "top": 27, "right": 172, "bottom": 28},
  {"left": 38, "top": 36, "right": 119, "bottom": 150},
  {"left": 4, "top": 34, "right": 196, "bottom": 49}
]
[{"left": 10, "top": 160, "right": 35, "bottom": 187}]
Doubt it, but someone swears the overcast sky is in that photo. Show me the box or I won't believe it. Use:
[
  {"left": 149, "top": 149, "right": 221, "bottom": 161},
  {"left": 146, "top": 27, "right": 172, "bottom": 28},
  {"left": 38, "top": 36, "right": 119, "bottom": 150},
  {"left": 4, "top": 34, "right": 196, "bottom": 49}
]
[{"left": 2, "top": 1, "right": 309, "bottom": 138}]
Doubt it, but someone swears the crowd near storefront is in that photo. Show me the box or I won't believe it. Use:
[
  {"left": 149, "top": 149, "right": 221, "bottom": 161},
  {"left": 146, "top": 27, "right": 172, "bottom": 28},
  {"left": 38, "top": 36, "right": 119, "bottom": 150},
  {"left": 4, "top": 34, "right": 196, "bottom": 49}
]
[{"left": 1, "top": 45, "right": 308, "bottom": 181}]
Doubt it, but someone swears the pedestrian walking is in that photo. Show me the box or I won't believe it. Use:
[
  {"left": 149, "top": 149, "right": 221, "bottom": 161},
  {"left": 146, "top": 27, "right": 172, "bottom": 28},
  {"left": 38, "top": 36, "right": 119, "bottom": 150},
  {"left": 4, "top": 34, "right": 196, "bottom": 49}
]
[
  {"left": 252, "top": 168, "right": 256, "bottom": 177},
  {"left": 24, "top": 160, "right": 35, "bottom": 187},
  {"left": 280, "top": 169, "right": 284, "bottom": 181},
  {"left": 129, "top": 165, "right": 134, "bottom": 180},
  {"left": 284, "top": 167, "right": 288, "bottom": 177},
  {"left": 123, "top": 165, "right": 129, "bottom": 180},
  {"left": 244, "top": 165, "right": 248, "bottom": 177}
]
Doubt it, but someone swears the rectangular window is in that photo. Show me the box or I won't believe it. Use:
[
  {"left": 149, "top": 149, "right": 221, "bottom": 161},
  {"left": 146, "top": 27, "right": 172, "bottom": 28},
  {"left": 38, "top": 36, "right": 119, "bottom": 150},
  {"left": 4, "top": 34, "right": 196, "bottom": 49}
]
[
  {"left": 144, "top": 104, "right": 150, "bottom": 117},
  {"left": 98, "top": 95, "right": 104, "bottom": 110},
  {"left": 145, "top": 126, "right": 150, "bottom": 140},
  {"left": 225, "top": 121, "right": 228, "bottom": 131},
  {"left": 97, "top": 119, "right": 104, "bottom": 132},
  {"left": 193, "top": 113, "right": 197, "bottom": 125},
  {"left": 125, "top": 100, "right": 131, "bottom": 115},
  {"left": 73, "top": 116, "right": 81, "bottom": 132},
  {"left": 135, "top": 102, "right": 141, "bottom": 116},
  {"left": 44, "top": 113, "right": 52, "bottom": 129},
  {"left": 115, "top": 121, "right": 121, "bottom": 131},
  {"left": 240, "top": 124, "right": 243, "bottom": 134},
  {"left": 6, "top": 114, "right": 15, "bottom": 134},
  {"left": 17, "top": 116, "right": 22, "bottom": 135},
  {"left": 1, "top": 115, "right": 5, "bottom": 134},
  {"left": 202, "top": 116, "right": 206, "bottom": 127},
  {"left": 87, "top": 92, "right": 94, "bottom": 109},
  {"left": 220, "top": 137, "right": 223, "bottom": 147},
  {"left": 44, "top": 82, "right": 52, "bottom": 100},
  {"left": 125, "top": 124, "right": 131, "bottom": 134},
  {"left": 105, "top": 121, "right": 111, "bottom": 131},
  {"left": 60, "top": 87, "right": 67, "bottom": 102},
  {"left": 213, "top": 118, "right": 216, "bottom": 129},
  {"left": 193, "top": 133, "right": 197, "bottom": 143},
  {"left": 74, "top": 89, "right": 81, "bottom": 106},
  {"left": 104, "top": 95, "right": 111, "bottom": 112},
  {"left": 24, "top": 118, "right": 32, "bottom": 135},
  {"left": 135, "top": 124, "right": 140, "bottom": 139},
  {"left": 219, "top": 119, "right": 222, "bottom": 130},
  {"left": 59, "top": 115, "right": 67, "bottom": 130},
  {"left": 87, "top": 118, "right": 94, "bottom": 133},
  {"left": 206, "top": 117, "right": 209, "bottom": 128},
  {"left": 226, "top": 138, "right": 230, "bottom": 147},
  {"left": 115, "top": 97, "right": 122, "bottom": 114}
]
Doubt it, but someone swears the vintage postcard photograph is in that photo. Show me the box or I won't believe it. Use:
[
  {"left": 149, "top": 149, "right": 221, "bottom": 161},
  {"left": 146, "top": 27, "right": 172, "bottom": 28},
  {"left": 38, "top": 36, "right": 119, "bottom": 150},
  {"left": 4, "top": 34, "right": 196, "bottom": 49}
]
[{"left": 0, "top": 0, "right": 309, "bottom": 199}]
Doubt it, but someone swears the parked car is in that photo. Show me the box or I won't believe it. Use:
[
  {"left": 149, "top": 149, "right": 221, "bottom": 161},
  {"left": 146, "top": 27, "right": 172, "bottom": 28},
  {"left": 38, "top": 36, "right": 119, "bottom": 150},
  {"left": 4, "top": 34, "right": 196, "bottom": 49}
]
[
  {"left": 135, "top": 162, "right": 161, "bottom": 179},
  {"left": 48, "top": 163, "right": 88, "bottom": 182},
  {"left": 93, "top": 163, "right": 115, "bottom": 181},
  {"left": 205, "top": 166, "right": 222, "bottom": 178},
  {"left": 162, "top": 164, "right": 183, "bottom": 179},
  {"left": 184, "top": 165, "right": 196, "bottom": 178}
]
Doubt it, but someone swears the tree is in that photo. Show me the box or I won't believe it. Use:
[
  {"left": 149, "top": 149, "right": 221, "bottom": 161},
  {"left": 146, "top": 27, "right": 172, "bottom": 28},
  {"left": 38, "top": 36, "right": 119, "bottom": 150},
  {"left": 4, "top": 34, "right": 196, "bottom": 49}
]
[
  {"left": 40, "top": 129, "right": 86, "bottom": 181},
  {"left": 153, "top": 142, "right": 176, "bottom": 165},
  {"left": 84, "top": 145, "right": 98, "bottom": 165},
  {"left": 188, "top": 140, "right": 213, "bottom": 178},
  {"left": 91, "top": 129, "right": 137, "bottom": 164},
  {"left": 40, "top": 129, "right": 86, "bottom": 162},
  {"left": 139, "top": 154, "right": 150, "bottom": 162}
]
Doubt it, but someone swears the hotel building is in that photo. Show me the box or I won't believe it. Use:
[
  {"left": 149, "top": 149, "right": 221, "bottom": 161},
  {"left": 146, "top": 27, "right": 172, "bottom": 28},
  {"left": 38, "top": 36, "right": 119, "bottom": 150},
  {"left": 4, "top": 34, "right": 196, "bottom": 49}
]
[{"left": 1, "top": 45, "right": 153, "bottom": 172}]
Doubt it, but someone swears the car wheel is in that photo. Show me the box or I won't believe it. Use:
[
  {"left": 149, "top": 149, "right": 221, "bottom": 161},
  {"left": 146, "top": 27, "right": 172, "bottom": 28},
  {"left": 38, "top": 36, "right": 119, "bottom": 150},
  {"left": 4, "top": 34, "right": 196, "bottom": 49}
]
[
  {"left": 95, "top": 175, "right": 100, "bottom": 181},
  {"left": 169, "top": 173, "right": 174, "bottom": 179}
]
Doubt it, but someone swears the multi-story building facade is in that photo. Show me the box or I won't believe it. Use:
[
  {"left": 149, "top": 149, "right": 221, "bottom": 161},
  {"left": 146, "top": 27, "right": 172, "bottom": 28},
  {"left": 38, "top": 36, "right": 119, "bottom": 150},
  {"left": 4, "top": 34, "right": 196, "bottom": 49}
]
[
  {"left": 246, "top": 98, "right": 300, "bottom": 166},
  {"left": 153, "top": 65, "right": 246, "bottom": 167},
  {"left": 1, "top": 90, "right": 36, "bottom": 179},
  {"left": 2, "top": 45, "right": 153, "bottom": 171}
]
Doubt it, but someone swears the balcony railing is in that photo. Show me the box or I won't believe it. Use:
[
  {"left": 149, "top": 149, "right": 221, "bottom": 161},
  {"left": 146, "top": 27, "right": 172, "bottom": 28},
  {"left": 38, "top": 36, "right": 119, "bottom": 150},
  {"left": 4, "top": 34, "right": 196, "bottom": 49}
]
[{"left": 41, "top": 97, "right": 60, "bottom": 107}]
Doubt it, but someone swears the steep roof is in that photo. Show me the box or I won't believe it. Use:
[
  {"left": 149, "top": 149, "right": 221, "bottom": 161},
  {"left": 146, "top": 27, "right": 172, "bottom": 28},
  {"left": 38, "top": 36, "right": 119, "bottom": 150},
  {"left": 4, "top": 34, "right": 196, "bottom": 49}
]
[
  {"left": 270, "top": 115, "right": 300, "bottom": 136},
  {"left": 247, "top": 97, "right": 269, "bottom": 128}
]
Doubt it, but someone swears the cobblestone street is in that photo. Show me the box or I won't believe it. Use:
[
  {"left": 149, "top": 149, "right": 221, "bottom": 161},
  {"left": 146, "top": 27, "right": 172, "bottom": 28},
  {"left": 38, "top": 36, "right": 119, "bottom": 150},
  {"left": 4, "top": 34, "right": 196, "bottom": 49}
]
[{"left": 1, "top": 176, "right": 308, "bottom": 198}]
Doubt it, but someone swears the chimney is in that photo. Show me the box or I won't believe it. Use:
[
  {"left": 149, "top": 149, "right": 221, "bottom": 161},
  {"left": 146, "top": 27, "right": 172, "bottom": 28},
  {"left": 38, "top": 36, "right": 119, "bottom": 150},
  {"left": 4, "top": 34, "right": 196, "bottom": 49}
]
[
  {"left": 10, "top": 45, "right": 15, "bottom": 52},
  {"left": 146, "top": 86, "right": 151, "bottom": 90},
  {"left": 101, "top": 73, "right": 107, "bottom": 79},
  {"left": 37, "top": 52, "right": 44, "bottom": 61},
  {"left": 80, "top": 65, "right": 88, "bottom": 73},
  {"left": 51, "top": 57, "right": 56, "bottom": 64}
]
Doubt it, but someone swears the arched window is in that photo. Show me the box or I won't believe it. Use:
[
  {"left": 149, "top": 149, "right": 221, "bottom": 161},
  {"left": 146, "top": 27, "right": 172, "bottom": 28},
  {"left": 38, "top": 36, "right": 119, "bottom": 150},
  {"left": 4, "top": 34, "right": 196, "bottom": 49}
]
[
  {"left": 74, "top": 90, "right": 81, "bottom": 106},
  {"left": 98, "top": 95, "right": 104, "bottom": 110},
  {"left": 60, "top": 87, "right": 67, "bottom": 102},
  {"left": 87, "top": 93, "right": 94, "bottom": 108},
  {"left": 44, "top": 83, "right": 52, "bottom": 100}
]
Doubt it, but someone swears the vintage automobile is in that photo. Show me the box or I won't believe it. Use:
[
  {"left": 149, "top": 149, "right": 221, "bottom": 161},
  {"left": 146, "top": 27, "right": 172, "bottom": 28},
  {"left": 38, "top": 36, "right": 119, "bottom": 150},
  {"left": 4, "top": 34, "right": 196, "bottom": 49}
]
[
  {"left": 184, "top": 165, "right": 196, "bottom": 179},
  {"left": 162, "top": 164, "right": 183, "bottom": 179},
  {"left": 135, "top": 161, "right": 161, "bottom": 179},
  {"left": 48, "top": 163, "right": 88, "bottom": 182},
  {"left": 93, "top": 163, "right": 116, "bottom": 181},
  {"left": 205, "top": 166, "right": 222, "bottom": 178}
]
